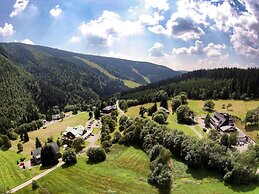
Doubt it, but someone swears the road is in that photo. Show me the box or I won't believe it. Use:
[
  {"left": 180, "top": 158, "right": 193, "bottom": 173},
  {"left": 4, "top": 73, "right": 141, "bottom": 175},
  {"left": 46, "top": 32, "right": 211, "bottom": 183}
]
[
  {"left": 9, "top": 118, "right": 101, "bottom": 193},
  {"left": 116, "top": 100, "right": 125, "bottom": 115}
]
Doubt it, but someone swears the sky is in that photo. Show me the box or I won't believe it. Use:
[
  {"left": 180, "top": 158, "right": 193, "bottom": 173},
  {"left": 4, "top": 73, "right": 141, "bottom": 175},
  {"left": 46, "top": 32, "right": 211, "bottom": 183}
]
[{"left": 0, "top": 0, "right": 259, "bottom": 70}]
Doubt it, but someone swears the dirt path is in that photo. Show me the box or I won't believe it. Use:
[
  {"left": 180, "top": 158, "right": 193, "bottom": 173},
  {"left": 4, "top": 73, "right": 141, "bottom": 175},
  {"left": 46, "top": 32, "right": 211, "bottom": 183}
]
[
  {"left": 116, "top": 100, "right": 125, "bottom": 115},
  {"left": 9, "top": 119, "right": 101, "bottom": 193}
]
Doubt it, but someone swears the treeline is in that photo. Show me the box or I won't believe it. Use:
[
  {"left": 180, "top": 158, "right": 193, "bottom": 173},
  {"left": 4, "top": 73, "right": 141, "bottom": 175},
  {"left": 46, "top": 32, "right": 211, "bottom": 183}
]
[
  {"left": 118, "top": 116, "right": 258, "bottom": 190},
  {"left": 121, "top": 68, "right": 259, "bottom": 103}
]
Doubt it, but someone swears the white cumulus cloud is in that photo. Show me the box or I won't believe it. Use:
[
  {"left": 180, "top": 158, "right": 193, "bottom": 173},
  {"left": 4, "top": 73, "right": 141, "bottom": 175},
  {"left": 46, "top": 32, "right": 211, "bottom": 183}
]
[
  {"left": 173, "top": 41, "right": 226, "bottom": 58},
  {"left": 149, "top": 42, "right": 165, "bottom": 57},
  {"left": 0, "top": 23, "right": 14, "bottom": 36},
  {"left": 69, "top": 36, "right": 81, "bottom": 43},
  {"left": 50, "top": 5, "right": 62, "bottom": 17},
  {"left": 10, "top": 0, "right": 29, "bottom": 17},
  {"left": 79, "top": 11, "right": 143, "bottom": 46},
  {"left": 21, "top": 39, "right": 35, "bottom": 45}
]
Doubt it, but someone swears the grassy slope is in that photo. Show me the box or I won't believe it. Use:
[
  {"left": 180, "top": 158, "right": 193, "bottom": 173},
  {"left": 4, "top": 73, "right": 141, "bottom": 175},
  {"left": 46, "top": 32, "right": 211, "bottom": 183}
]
[
  {"left": 172, "top": 157, "right": 259, "bottom": 194},
  {"left": 11, "top": 112, "right": 89, "bottom": 156},
  {"left": 77, "top": 57, "right": 142, "bottom": 89},
  {"left": 17, "top": 145, "right": 157, "bottom": 194},
  {"left": 123, "top": 80, "right": 141, "bottom": 88},
  {"left": 0, "top": 151, "right": 33, "bottom": 189}
]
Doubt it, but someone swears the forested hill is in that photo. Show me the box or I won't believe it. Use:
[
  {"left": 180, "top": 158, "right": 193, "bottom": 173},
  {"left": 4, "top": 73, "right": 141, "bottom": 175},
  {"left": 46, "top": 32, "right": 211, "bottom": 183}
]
[
  {"left": 121, "top": 68, "right": 259, "bottom": 103},
  {"left": 0, "top": 42, "right": 180, "bottom": 133}
]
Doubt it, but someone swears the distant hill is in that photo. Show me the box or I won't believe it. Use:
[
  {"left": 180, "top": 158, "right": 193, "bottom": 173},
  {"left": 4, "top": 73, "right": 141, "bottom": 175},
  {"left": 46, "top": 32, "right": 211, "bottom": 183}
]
[
  {"left": 121, "top": 68, "right": 259, "bottom": 104},
  {"left": 0, "top": 42, "right": 180, "bottom": 131}
]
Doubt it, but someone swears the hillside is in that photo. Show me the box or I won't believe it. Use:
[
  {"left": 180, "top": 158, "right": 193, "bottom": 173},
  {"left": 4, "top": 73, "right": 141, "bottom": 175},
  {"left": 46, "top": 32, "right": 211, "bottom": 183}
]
[
  {"left": 0, "top": 54, "right": 40, "bottom": 133},
  {"left": 0, "top": 42, "right": 180, "bottom": 133},
  {"left": 121, "top": 68, "right": 259, "bottom": 103}
]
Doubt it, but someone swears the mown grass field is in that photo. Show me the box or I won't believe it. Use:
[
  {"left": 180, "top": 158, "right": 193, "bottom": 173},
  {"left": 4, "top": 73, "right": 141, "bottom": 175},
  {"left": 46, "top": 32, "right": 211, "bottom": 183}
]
[
  {"left": 0, "top": 150, "right": 33, "bottom": 189},
  {"left": 171, "top": 157, "right": 259, "bottom": 194},
  {"left": 17, "top": 145, "right": 157, "bottom": 194},
  {"left": 11, "top": 112, "right": 89, "bottom": 156}
]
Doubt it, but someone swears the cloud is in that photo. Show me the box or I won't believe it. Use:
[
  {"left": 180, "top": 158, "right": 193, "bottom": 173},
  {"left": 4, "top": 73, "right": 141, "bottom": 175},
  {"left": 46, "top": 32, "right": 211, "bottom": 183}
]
[
  {"left": 79, "top": 11, "right": 143, "bottom": 46},
  {"left": 173, "top": 41, "right": 226, "bottom": 58},
  {"left": 50, "top": 5, "right": 62, "bottom": 17},
  {"left": 21, "top": 39, "right": 35, "bottom": 45},
  {"left": 149, "top": 42, "right": 165, "bottom": 57},
  {"left": 10, "top": 0, "right": 29, "bottom": 17},
  {"left": 69, "top": 36, "right": 81, "bottom": 43},
  {"left": 139, "top": 12, "right": 164, "bottom": 26},
  {"left": 148, "top": 1, "right": 205, "bottom": 41},
  {"left": 143, "top": 0, "right": 169, "bottom": 11},
  {"left": 0, "top": 23, "right": 14, "bottom": 36}
]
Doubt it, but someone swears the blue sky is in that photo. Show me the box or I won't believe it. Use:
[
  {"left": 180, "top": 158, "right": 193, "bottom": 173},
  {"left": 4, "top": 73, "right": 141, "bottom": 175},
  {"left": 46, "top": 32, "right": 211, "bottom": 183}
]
[{"left": 0, "top": 0, "right": 259, "bottom": 70}]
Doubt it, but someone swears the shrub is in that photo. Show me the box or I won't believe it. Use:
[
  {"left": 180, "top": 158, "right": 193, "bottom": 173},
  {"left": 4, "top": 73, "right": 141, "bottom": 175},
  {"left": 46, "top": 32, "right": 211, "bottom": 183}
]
[
  {"left": 17, "top": 143, "right": 23, "bottom": 152},
  {"left": 0, "top": 135, "right": 12, "bottom": 149},
  {"left": 153, "top": 113, "right": 166, "bottom": 124},
  {"left": 32, "top": 180, "right": 39, "bottom": 190},
  {"left": 62, "top": 148, "right": 77, "bottom": 165},
  {"left": 72, "top": 137, "right": 85, "bottom": 152},
  {"left": 87, "top": 147, "right": 106, "bottom": 163}
]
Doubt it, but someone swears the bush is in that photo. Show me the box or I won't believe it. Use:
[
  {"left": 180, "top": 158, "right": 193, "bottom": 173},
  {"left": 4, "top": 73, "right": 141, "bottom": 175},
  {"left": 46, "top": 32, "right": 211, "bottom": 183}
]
[
  {"left": 47, "top": 136, "right": 54, "bottom": 143},
  {"left": 176, "top": 105, "right": 194, "bottom": 124},
  {"left": 112, "top": 131, "right": 122, "bottom": 143},
  {"left": 17, "top": 143, "right": 23, "bottom": 152},
  {"left": 72, "top": 137, "right": 85, "bottom": 152},
  {"left": 153, "top": 113, "right": 166, "bottom": 124},
  {"left": 0, "top": 135, "right": 12, "bottom": 149},
  {"left": 32, "top": 180, "right": 39, "bottom": 190},
  {"left": 204, "top": 100, "right": 215, "bottom": 112},
  {"left": 62, "top": 148, "right": 77, "bottom": 165},
  {"left": 87, "top": 147, "right": 106, "bottom": 163}
]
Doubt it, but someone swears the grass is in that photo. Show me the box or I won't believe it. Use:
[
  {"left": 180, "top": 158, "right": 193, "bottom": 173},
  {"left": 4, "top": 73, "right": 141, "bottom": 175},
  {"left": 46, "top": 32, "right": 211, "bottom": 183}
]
[
  {"left": 11, "top": 112, "right": 89, "bottom": 156},
  {"left": 17, "top": 145, "right": 157, "bottom": 194},
  {"left": 171, "top": 157, "right": 259, "bottom": 194},
  {"left": 123, "top": 80, "right": 141, "bottom": 88},
  {"left": 188, "top": 99, "right": 259, "bottom": 119},
  {"left": 126, "top": 103, "right": 154, "bottom": 118},
  {"left": 167, "top": 114, "right": 198, "bottom": 137},
  {"left": 195, "top": 126, "right": 208, "bottom": 138},
  {"left": 92, "top": 128, "right": 100, "bottom": 135},
  {"left": 0, "top": 150, "right": 33, "bottom": 189},
  {"left": 76, "top": 57, "right": 117, "bottom": 80}
]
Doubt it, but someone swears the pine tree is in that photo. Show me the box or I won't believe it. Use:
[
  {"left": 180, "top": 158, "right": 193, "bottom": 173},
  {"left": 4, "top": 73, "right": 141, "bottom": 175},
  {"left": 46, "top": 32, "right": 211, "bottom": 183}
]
[
  {"left": 35, "top": 137, "right": 42, "bottom": 148},
  {"left": 24, "top": 131, "right": 29, "bottom": 142}
]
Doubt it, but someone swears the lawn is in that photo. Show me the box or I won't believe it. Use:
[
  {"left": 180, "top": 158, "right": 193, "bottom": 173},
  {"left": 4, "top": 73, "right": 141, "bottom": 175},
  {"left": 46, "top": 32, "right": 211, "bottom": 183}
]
[
  {"left": 126, "top": 103, "right": 155, "bottom": 118},
  {"left": 11, "top": 112, "right": 89, "bottom": 156},
  {"left": 171, "top": 157, "right": 259, "bottom": 194},
  {"left": 92, "top": 128, "right": 100, "bottom": 135},
  {"left": 17, "top": 145, "right": 157, "bottom": 194},
  {"left": 0, "top": 150, "right": 33, "bottom": 190}
]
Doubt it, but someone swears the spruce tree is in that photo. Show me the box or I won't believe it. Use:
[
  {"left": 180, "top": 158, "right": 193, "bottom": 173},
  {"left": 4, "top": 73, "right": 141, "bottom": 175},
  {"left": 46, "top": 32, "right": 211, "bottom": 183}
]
[{"left": 35, "top": 137, "right": 42, "bottom": 148}]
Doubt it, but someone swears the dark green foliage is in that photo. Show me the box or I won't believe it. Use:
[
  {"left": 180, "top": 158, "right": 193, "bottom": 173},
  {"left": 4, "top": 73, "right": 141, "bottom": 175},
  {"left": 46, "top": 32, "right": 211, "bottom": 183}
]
[
  {"left": 17, "top": 143, "right": 23, "bottom": 152},
  {"left": 87, "top": 147, "right": 106, "bottom": 163},
  {"left": 229, "top": 132, "right": 238, "bottom": 147},
  {"left": 220, "top": 134, "right": 229, "bottom": 147},
  {"left": 176, "top": 105, "right": 194, "bottom": 124},
  {"left": 35, "top": 137, "right": 42, "bottom": 148},
  {"left": 72, "top": 137, "right": 85, "bottom": 152},
  {"left": 208, "top": 129, "right": 219, "bottom": 141},
  {"left": 119, "top": 115, "right": 128, "bottom": 132},
  {"left": 23, "top": 131, "right": 29, "bottom": 142},
  {"left": 153, "top": 113, "right": 166, "bottom": 124},
  {"left": 47, "top": 136, "right": 54, "bottom": 143},
  {"left": 32, "top": 180, "right": 39, "bottom": 190},
  {"left": 204, "top": 114, "right": 211, "bottom": 128},
  {"left": 172, "top": 97, "right": 182, "bottom": 112},
  {"left": 62, "top": 148, "right": 77, "bottom": 165},
  {"left": 89, "top": 112, "right": 93, "bottom": 119},
  {"left": 0, "top": 135, "right": 11, "bottom": 149},
  {"left": 41, "top": 144, "right": 58, "bottom": 166},
  {"left": 204, "top": 100, "right": 215, "bottom": 111},
  {"left": 148, "top": 103, "right": 157, "bottom": 116},
  {"left": 245, "top": 107, "right": 259, "bottom": 124},
  {"left": 94, "top": 109, "right": 101, "bottom": 120},
  {"left": 112, "top": 131, "right": 122, "bottom": 143},
  {"left": 139, "top": 106, "right": 147, "bottom": 117},
  {"left": 121, "top": 68, "right": 259, "bottom": 104}
]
